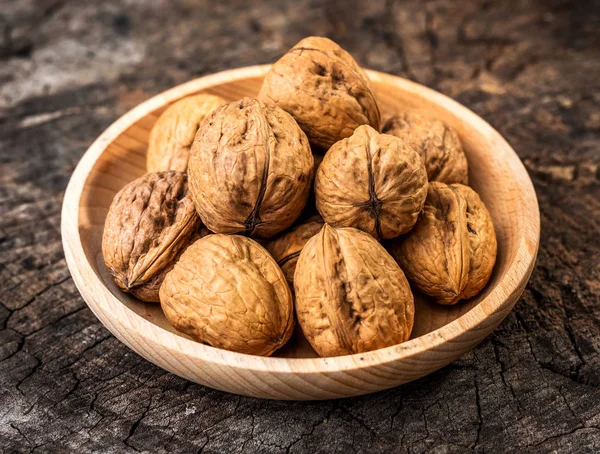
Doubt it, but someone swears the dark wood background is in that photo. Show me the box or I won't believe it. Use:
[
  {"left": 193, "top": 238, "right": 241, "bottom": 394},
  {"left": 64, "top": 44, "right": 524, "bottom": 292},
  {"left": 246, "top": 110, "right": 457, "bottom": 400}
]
[{"left": 1, "top": 0, "right": 599, "bottom": 452}]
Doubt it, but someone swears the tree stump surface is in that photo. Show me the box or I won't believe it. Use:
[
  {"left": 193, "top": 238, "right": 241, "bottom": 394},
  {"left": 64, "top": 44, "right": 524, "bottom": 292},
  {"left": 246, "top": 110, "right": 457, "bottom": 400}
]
[{"left": 1, "top": 1, "right": 599, "bottom": 452}]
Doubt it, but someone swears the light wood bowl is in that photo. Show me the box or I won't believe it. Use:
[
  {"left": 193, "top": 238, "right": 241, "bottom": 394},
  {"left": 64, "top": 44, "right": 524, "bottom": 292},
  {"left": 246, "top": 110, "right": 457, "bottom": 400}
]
[{"left": 61, "top": 65, "right": 539, "bottom": 400}]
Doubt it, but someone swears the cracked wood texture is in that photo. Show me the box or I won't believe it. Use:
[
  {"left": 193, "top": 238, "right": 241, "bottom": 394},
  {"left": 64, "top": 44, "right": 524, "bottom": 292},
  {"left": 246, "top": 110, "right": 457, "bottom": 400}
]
[{"left": 0, "top": 0, "right": 598, "bottom": 452}]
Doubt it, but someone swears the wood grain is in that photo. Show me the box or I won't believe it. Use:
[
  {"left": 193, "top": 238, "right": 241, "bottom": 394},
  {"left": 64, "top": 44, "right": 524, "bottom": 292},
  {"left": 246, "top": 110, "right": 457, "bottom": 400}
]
[
  {"left": 61, "top": 65, "right": 539, "bottom": 400},
  {"left": 2, "top": 0, "right": 599, "bottom": 451}
]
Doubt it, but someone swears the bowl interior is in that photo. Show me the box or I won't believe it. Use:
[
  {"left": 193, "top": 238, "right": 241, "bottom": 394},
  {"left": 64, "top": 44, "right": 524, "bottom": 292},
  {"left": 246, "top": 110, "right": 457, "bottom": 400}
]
[{"left": 76, "top": 68, "right": 532, "bottom": 359}]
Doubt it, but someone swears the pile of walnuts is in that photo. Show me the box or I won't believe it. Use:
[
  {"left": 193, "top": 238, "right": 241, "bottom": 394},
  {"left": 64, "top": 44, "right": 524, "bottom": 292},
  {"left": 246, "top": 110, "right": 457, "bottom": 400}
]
[{"left": 103, "top": 37, "right": 497, "bottom": 358}]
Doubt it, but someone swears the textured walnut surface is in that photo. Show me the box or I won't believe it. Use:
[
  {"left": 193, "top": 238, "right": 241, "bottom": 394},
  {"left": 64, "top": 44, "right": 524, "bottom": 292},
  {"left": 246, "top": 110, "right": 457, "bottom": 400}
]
[
  {"left": 3, "top": 1, "right": 599, "bottom": 451},
  {"left": 102, "top": 171, "right": 201, "bottom": 302},
  {"left": 146, "top": 94, "right": 226, "bottom": 172},
  {"left": 315, "top": 125, "right": 428, "bottom": 239},
  {"left": 160, "top": 234, "right": 294, "bottom": 356},
  {"left": 294, "top": 224, "right": 414, "bottom": 357},
  {"left": 188, "top": 97, "right": 314, "bottom": 238},
  {"left": 383, "top": 112, "right": 469, "bottom": 185},
  {"left": 259, "top": 36, "right": 380, "bottom": 150},
  {"left": 388, "top": 182, "right": 497, "bottom": 305},
  {"left": 265, "top": 216, "right": 324, "bottom": 287}
]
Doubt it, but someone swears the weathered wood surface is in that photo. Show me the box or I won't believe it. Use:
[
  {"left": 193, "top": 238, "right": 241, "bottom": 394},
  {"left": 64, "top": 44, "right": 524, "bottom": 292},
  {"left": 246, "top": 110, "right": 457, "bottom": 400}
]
[{"left": 1, "top": 0, "right": 599, "bottom": 452}]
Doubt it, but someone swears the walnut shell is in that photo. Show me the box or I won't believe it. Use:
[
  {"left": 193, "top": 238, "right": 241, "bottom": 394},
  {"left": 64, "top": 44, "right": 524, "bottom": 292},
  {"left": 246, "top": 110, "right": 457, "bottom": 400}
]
[
  {"left": 387, "top": 182, "right": 497, "bottom": 305},
  {"left": 313, "top": 153, "right": 324, "bottom": 174},
  {"left": 147, "top": 94, "right": 226, "bottom": 172},
  {"left": 258, "top": 36, "right": 380, "bottom": 151},
  {"left": 188, "top": 97, "right": 314, "bottom": 238},
  {"left": 102, "top": 171, "right": 201, "bottom": 302},
  {"left": 382, "top": 113, "right": 468, "bottom": 184},
  {"left": 294, "top": 224, "right": 414, "bottom": 357},
  {"left": 315, "top": 125, "right": 428, "bottom": 240},
  {"left": 159, "top": 234, "right": 294, "bottom": 356},
  {"left": 265, "top": 216, "right": 324, "bottom": 287}
]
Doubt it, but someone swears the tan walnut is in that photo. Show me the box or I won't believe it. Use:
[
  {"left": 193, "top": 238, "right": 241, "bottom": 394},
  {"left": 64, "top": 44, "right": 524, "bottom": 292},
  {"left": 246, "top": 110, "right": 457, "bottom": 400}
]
[
  {"left": 383, "top": 112, "right": 468, "bottom": 184},
  {"left": 102, "top": 171, "right": 202, "bottom": 302},
  {"left": 296, "top": 154, "right": 325, "bottom": 221},
  {"left": 387, "top": 182, "right": 497, "bottom": 305},
  {"left": 160, "top": 234, "right": 294, "bottom": 356},
  {"left": 265, "top": 216, "right": 324, "bottom": 287},
  {"left": 315, "top": 125, "right": 428, "bottom": 240},
  {"left": 294, "top": 224, "right": 414, "bottom": 357},
  {"left": 147, "top": 94, "right": 226, "bottom": 172},
  {"left": 188, "top": 97, "right": 314, "bottom": 238},
  {"left": 258, "top": 36, "right": 380, "bottom": 151}
]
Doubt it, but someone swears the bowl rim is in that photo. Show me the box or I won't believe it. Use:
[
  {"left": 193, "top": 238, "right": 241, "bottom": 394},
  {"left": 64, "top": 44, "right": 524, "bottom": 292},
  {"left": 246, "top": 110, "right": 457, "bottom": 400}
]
[{"left": 61, "top": 65, "right": 540, "bottom": 375}]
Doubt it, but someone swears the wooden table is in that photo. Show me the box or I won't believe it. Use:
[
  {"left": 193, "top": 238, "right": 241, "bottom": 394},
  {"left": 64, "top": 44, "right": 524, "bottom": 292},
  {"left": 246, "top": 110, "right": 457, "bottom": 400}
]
[{"left": 1, "top": 0, "right": 598, "bottom": 452}]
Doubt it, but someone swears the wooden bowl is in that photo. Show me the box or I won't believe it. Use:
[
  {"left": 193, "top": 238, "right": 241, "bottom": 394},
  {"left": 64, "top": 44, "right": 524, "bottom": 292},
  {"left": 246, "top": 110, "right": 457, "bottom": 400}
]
[{"left": 61, "top": 65, "right": 539, "bottom": 400}]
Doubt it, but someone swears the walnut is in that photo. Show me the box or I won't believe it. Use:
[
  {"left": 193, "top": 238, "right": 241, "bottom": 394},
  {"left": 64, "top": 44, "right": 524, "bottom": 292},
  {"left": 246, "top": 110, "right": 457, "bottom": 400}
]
[
  {"left": 159, "top": 234, "right": 294, "bottom": 356},
  {"left": 313, "top": 153, "right": 324, "bottom": 174},
  {"left": 147, "top": 94, "right": 226, "bottom": 172},
  {"left": 258, "top": 36, "right": 380, "bottom": 151},
  {"left": 387, "top": 182, "right": 497, "bottom": 305},
  {"left": 102, "top": 171, "right": 202, "bottom": 302},
  {"left": 296, "top": 154, "right": 325, "bottom": 221},
  {"left": 188, "top": 97, "right": 314, "bottom": 238},
  {"left": 315, "top": 125, "right": 428, "bottom": 240},
  {"left": 382, "top": 113, "right": 468, "bottom": 184},
  {"left": 197, "top": 225, "right": 214, "bottom": 238},
  {"left": 265, "top": 216, "right": 324, "bottom": 287},
  {"left": 294, "top": 224, "right": 414, "bottom": 357}
]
